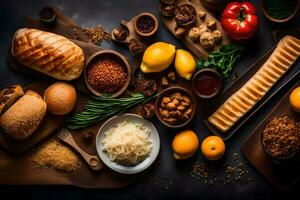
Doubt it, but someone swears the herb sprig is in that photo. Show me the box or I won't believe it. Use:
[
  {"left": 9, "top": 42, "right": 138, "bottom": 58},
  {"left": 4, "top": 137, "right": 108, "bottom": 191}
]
[
  {"left": 196, "top": 44, "right": 243, "bottom": 79},
  {"left": 66, "top": 93, "right": 156, "bottom": 129}
]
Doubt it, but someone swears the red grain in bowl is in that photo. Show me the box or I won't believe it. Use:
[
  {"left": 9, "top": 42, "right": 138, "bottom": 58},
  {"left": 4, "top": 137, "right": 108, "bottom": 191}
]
[{"left": 87, "top": 57, "right": 127, "bottom": 94}]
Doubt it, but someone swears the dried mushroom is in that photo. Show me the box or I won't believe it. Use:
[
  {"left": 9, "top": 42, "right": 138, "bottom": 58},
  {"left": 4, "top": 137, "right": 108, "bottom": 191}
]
[
  {"left": 200, "top": 32, "right": 214, "bottom": 49},
  {"left": 188, "top": 27, "right": 201, "bottom": 42}
]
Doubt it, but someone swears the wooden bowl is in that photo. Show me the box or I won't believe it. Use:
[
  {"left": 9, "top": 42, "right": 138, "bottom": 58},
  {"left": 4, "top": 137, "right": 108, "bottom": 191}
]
[
  {"left": 261, "top": 119, "right": 300, "bottom": 164},
  {"left": 155, "top": 87, "right": 196, "bottom": 128},
  {"left": 192, "top": 68, "right": 222, "bottom": 99},
  {"left": 84, "top": 50, "right": 132, "bottom": 98},
  {"left": 134, "top": 13, "right": 158, "bottom": 37},
  {"left": 260, "top": 0, "right": 300, "bottom": 23}
]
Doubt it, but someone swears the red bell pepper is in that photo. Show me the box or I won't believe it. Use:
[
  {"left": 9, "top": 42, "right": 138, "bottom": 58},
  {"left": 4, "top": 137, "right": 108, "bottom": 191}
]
[{"left": 221, "top": 2, "right": 259, "bottom": 40}]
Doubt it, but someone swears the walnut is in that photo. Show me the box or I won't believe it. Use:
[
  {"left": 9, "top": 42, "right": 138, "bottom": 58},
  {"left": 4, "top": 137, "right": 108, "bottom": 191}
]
[
  {"left": 175, "top": 27, "right": 186, "bottom": 38},
  {"left": 206, "top": 19, "right": 217, "bottom": 30},
  {"left": 212, "top": 30, "right": 222, "bottom": 44},
  {"left": 197, "top": 11, "right": 206, "bottom": 19},
  {"left": 112, "top": 27, "right": 128, "bottom": 41},
  {"left": 188, "top": 27, "right": 201, "bottom": 42},
  {"left": 200, "top": 32, "right": 215, "bottom": 49}
]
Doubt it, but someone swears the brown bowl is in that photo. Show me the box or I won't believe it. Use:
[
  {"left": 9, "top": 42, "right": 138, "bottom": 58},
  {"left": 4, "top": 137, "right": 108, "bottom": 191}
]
[
  {"left": 175, "top": 4, "right": 197, "bottom": 27},
  {"left": 260, "top": 0, "right": 300, "bottom": 23},
  {"left": 84, "top": 50, "right": 132, "bottom": 98},
  {"left": 155, "top": 87, "right": 196, "bottom": 128},
  {"left": 192, "top": 68, "right": 222, "bottom": 99},
  {"left": 261, "top": 119, "right": 300, "bottom": 164},
  {"left": 134, "top": 12, "right": 158, "bottom": 37}
]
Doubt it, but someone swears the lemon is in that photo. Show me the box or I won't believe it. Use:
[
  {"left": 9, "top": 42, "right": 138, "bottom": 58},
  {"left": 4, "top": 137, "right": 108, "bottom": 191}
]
[
  {"left": 140, "top": 42, "right": 175, "bottom": 73},
  {"left": 172, "top": 130, "right": 199, "bottom": 160},
  {"left": 174, "top": 49, "right": 196, "bottom": 80}
]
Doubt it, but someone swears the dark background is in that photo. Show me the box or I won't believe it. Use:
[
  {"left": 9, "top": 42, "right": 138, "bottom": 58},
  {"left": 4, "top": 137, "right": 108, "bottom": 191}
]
[{"left": 0, "top": 0, "right": 299, "bottom": 199}]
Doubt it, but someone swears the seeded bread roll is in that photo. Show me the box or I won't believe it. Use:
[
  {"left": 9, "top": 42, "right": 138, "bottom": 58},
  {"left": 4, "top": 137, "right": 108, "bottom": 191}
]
[
  {"left": 0, "top": 85, "right": 24, "bottom": 116},
  {"left": 11, "top": 28, "right": 84, "bottom": 80},
  {"left": 0, "top": 90, "right": 47, "bottom": 140},
  {"left": 208, "top": 35, "right": 300, "bottom": 133}
]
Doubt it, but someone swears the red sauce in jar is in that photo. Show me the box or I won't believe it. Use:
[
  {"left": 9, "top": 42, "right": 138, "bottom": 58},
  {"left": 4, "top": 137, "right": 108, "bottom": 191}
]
[{"left": 194, "top": 73, "right": 221, "bottom": 97}]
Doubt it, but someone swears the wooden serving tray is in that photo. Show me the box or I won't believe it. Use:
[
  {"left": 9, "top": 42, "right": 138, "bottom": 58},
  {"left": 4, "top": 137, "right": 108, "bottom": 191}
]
[
  {"left": 160, "top": 0, "right": 231, "bottom": 58},
  {"left": 202, "top": 30, "right": 300, "bottom": 140},
  {"left": 241, "top": 76, "right": 300, "bottom": 190},
  {"left": 0, "top": 6, "right": 139, "bottom": 189},
  {"left": 0, "top": 83, "right": 65, "bottom": 153}
]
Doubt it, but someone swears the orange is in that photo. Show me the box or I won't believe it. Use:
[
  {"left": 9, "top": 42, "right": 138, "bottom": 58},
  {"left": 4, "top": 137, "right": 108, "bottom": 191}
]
[
  {"left": 201, "top": 136, "right": 225, "bottom": 161},
  {"left": 172, "top": 130, "right": 199, "bottom": 160},
  {"left": 290, "top": 87, "right": 300, "bottom": 113}
]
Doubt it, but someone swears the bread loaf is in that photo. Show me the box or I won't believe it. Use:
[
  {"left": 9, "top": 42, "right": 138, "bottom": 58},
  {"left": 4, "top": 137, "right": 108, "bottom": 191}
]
[
  {"left": 0, "top": 90, "right": 47, "bottom": 140},
  {"left": 0, "top": 85, "right": 24, "bottom": 116},
  {"left": 208, "top": 35, "right": 300, "bottom": 133},
  {"left": 11, "top": 28, "right": 84, "bottom": 80}
]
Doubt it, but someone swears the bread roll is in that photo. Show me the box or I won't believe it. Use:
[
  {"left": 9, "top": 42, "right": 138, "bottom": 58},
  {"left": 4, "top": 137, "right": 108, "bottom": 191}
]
[
  {"left": 44, "top": 82, "right": 77, "bottom": 115},
  {"left": 0, "top": 90, "right": 47, "bottom": 140},
  {"left": 0, "top": 85, "right": 24, "bottom": 116},
  {"left": 11, "top": 28, "right": 84, "bottom": 81},
  {"left": 208, "top": 35, "right": 300, "bottom": 133}
]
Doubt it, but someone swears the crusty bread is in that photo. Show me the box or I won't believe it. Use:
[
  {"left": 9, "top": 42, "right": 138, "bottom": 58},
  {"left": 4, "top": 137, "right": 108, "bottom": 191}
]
[
  {"left": 0, "top": 85, "right": 24, "bottom": 116},
  {"left": 208, "top": 35, "right": 300, "bottom": 133},
  {"left": 0, "top": 90, "right": 47, "bottom": 140},
  {"left": 11, "top": 28, "right": 84, "bottom": 81}
]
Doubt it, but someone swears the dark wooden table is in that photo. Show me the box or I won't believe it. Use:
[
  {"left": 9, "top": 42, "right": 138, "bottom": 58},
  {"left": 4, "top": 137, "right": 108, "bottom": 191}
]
[{"left": 0, "top": 0, "right": 299, "bottom": 199}]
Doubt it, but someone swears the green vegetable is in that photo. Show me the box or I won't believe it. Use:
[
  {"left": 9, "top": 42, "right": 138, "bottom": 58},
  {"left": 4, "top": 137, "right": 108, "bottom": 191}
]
[
  {"left": 66, "top": 93, "right": 156, "bottom": 129},
  {"left": 196, "top": 44, "right": 243, "bottom": 79}
]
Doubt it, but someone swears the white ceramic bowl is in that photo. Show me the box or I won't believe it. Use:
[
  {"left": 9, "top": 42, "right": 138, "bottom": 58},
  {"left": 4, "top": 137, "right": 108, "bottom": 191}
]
[{"left": 95, "top": 113, "right": 160, "bottom": 174}]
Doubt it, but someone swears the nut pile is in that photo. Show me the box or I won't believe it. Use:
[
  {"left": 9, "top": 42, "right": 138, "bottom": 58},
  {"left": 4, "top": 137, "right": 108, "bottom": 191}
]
[
  {"left": 158, "top": 92, "right": 193, "bottom": 125},
  {"left": 262, "top": 115, "right": 300, "bottom": 158},
  {"left": 87, "top": 57, "right": 127, "bottom": 94}
]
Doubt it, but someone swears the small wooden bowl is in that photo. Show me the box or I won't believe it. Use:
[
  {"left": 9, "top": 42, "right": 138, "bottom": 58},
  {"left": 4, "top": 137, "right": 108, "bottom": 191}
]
[
  {"left": 192, "top": 68, "right": 222, "bottom": 99},
  {"left": 260, "top": 0, "right": 300, "bottom": 23},
  {"left": 134, "top": 13, "right": 158, "bottom": 37},
  {"left": 84, "top": 50, "right": 132, "bottom": 98},
  {"left": 155, "top": 87, "right": 196, "bottom": 128}
]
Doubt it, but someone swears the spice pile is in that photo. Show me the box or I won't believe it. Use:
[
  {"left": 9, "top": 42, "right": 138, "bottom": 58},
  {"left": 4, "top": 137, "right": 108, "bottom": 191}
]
[
  {"left": 190, "top": 153, "right": 252, "bottom": 185},
  {"left": 262, "top": 115, "right": 300, "bottom": 158},
  {"left": 28, "top": 139, "right": 81, "bottom": 173},
  {"left": 73, "top": 25, "right": 111, "bottom": 44},
  {"left": 87, "top": 57, "right": 127, "bottom": 94}
]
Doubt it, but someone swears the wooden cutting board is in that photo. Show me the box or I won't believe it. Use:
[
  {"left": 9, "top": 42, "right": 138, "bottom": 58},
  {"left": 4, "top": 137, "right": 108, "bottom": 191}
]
[
  {"left": 0, "top": 6, "right": 139, "bottom": 188},
  {"left": 160, "top": 0, "right": 231, "bottom": 58},
  {"left": 241, "top": 77, "right": 300, "bottom": 190}
]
